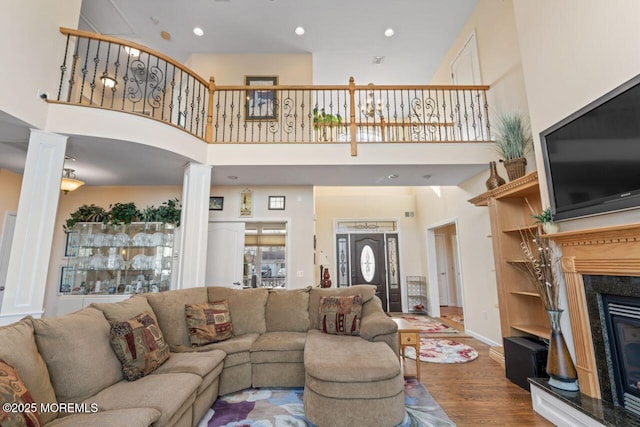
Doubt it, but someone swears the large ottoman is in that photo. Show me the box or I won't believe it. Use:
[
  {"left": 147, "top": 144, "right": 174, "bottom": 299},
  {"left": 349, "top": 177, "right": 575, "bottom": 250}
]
[{"left": 303, "top": 330, "right": 405, "bottom": 427}]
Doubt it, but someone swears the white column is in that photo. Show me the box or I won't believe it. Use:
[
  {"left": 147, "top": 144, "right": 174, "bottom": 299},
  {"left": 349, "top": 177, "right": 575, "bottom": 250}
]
[
  {"left": 176, "top": 162, "right": 212, "bottom": 288},
  {"left": 0, "top": 130, "right": 67, "bottom": 325}
]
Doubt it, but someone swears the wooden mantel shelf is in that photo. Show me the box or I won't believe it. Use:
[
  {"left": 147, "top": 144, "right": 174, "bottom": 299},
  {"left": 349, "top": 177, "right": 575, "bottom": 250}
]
[{"left": 468, "top": 171, "right": 538, "bottom": 206}]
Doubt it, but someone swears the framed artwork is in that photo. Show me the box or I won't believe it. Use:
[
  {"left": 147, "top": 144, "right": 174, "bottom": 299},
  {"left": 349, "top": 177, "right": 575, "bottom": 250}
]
[
  {"left": 59, "top": 266, "right": 75, "bottom": 294},
  {"left": 209, "top": 196, "right": 224, "bottom": 211},
  {"left": 64, "top": 231, "right": 79, "bottom": 257},
  {"left": 240, "top": 189, "right": 253, "bottom": 217},
  {"left": 245, "top": 76, "right": 278, "bottom": 121},
  {"left": 268, "top": 196, "right": 286, "bottom": 210}
]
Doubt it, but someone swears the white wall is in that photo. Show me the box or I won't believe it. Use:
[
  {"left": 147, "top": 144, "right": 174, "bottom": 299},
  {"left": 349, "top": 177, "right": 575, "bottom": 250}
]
[
  {"left": 208, "top": 185, "right": 314, "bottom": 289},
  {"left": 513, "top": 0, "right": 640, "bottom": 231},
  {"left": 314, "top": 186, "right": 422, "bottom": 311},
  {"left": 186, "top": 53, "right": 313, "bottom": 85},
  {"left": 0, "top": 170, "right": 22, "bottom": 239},
  {"left": 0, "top": 0, "right": 81, "bottom": 128}
]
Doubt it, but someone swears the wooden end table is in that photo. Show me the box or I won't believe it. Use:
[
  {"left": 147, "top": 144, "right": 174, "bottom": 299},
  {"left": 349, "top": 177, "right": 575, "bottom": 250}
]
[{"left": 392, "top": 318, "right": 421, "bottom": 380}]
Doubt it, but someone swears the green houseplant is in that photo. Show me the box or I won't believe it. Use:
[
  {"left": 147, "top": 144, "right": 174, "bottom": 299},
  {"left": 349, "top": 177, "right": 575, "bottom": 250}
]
[
  {"left": 64, "top": 204, "right": 107, "bottom": 231},
  {"left": 533, "top": 207, "right": 559, "bottom": 234},
  {"left": 141, "top": 198, "right": 182, "bottom": 227},
  {"left": 494, "top": 112, "right": 532, "bottom": 181},
  {"left": 107, "top": 202, "right": 141, "bottom": 225},
  {"left": 313, "top": 107, "right": 342, "bottom": 142}
]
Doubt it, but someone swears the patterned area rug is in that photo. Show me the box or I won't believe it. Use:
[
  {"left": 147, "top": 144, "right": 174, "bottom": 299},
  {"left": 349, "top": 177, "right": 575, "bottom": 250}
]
[
  {"left": 392, "top": 314, "right": 461, "bottom": 336},
  {"left": 199, "top": 379, "right": 455, "bottom": 427},
  {"left": 404, "top": 338, "right": 478, "bottom": 364},
  {"left": 441, "top": 314, "right": 464, "bottom": 324}
]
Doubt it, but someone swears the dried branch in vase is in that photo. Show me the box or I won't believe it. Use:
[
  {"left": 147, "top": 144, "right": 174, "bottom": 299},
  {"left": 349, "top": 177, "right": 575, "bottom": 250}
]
[{"left": 512, "top": 226, "right": 561, "bottom": 310}]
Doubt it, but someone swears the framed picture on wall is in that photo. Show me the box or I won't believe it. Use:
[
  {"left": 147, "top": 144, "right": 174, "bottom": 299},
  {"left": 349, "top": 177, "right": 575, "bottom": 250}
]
[
  {"left": 209, "top": 196, "right": 224, "bottom": 211},
  {"left": 268, "top": 196, "right": 286, "bottom": 210},
  {"left": 245, "top": 76, "right": 278, "bottom": 121},
  {"left": 240, "top": 189, "right": 253, "bottom": 217}
]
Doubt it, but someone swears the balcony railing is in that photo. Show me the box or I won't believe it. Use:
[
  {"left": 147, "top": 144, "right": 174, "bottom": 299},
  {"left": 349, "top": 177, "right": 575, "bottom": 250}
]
[{"left": 55, "top": 28, "right": 492, "bottom": 155}]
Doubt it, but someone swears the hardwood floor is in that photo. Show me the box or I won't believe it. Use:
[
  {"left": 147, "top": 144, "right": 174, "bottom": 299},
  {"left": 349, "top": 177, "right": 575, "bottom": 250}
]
[{"left": 404, "top": 332, "right": 552, "bottom": 426}]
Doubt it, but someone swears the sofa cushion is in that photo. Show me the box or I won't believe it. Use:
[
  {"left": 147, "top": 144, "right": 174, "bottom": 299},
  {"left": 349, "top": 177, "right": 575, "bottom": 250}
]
[
  {"left": 84, "top": 373, "right": 200, "bottom": 427},
  {"left": 185, "top": 300, "right": 232, "bottom": 346},
  {"left": 207, "top": 287, "right": 268, "bottom": 335},
  {"left": 251, "top": 332, "right": 307, "bottom": 364},
  {"left": 0, "top": 317, "right": 58, "bottom": 424},
  {"left": 91, "top": 296, "right": 158, "bottom": 324},
  {"left": 143, "top": 288, "right": 208, "bottom": 349},
  {"left": 109, "top": 311, "right": 170, "bottom": 381},
  {"left": 151, "top": 350, "right": 225, "bottom": 392},
  {"left": 44, "top": 407, "right": 161, "bottom": 427},
  {"left": 0, "top": 358, "right": 41, "bottom": 427},
  {"left": 265, "top": 287, "right": 310, "bottom": 332},
  {"left": 309, "top": 285, "right": 376, "bottom": 330},
  {"left": 319, "top": 294, "right": 363, "bottom": 335},
  {"left": 32, "top": 307, "right": 123, "bottom": 403}
]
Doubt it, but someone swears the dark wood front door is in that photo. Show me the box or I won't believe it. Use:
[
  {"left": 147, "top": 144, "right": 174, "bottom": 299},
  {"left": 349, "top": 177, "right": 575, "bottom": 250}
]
[{"left": 351, "top": 234, "right": 388, "bottom": 311}]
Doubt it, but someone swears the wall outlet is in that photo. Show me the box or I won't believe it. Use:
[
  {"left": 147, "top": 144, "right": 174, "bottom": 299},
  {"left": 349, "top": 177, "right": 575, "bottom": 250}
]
[{"left": 296, "top": 270, "right": 304, "bottom": 277}]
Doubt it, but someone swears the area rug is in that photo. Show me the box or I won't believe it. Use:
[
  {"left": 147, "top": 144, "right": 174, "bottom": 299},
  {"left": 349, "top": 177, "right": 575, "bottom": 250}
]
[
  {"left": 441, "top": 314, "right": 464, "bottom": 324},
  {"left": 404, "top": 338, "right": 478, "bottom": 364},
  {"left": 198, "top": 379, "right": 455, "bottom": 427}
]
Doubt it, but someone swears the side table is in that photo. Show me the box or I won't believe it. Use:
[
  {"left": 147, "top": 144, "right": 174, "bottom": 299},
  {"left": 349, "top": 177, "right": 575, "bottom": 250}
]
[{"left": 392, "top": 318, "right": 421, "bottom": 380}]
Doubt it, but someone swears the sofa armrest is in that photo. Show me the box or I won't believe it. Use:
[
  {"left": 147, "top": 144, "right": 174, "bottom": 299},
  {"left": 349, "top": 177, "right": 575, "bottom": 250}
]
[{"left": 359, "top": 298, "right": 397, "bottom": 340}]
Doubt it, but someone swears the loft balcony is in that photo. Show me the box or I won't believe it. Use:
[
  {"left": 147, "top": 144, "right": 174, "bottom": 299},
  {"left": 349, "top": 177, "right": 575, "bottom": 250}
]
[{"left": 52, "top": 28, "right": 493, "bottom": 157}]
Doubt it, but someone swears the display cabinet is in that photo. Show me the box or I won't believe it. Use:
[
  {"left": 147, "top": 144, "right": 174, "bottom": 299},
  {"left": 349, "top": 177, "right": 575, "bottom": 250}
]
[
  {"left": 61, "top": 222, "right": 175, "bottom": 296},
  {"left": 407, "top": 276, "right": 427, "bottom": 313}
]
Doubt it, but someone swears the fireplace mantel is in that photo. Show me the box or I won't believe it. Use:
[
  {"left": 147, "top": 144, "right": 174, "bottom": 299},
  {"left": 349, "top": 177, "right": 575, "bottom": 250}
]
[{"left": 549, "top": 222, "right": 640, "bottom": 399}]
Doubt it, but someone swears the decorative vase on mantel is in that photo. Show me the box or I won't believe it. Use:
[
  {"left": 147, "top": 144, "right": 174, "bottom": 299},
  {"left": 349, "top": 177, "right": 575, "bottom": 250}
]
[
  {"left": 485, "top": 161, "right": 506, "bottom": 190},
  {"left": 546, "top": 309, "right": 579, "bottom": 391}
]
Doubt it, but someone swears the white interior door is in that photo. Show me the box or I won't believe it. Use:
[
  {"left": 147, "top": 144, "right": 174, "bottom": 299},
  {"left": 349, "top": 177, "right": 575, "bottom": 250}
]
[
  {"left": 206, "top": 222, "right": 245, "bottom": 287},
  {"left": 451, "top": 232, "right": 463, "bottom": 307},
  {"left": 0, "top": 213, "right": 17, "bottom": 307},
  {"left": 450, "top": 31, "right": 481, "bottom": 85},
  {"left": 435, "top": 234, "right": 450, "bottom": 306}
]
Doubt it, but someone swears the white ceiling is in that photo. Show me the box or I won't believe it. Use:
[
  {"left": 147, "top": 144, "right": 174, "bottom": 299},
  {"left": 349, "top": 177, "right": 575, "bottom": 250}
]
[{"left": 0, "top": 0, "right": 484, "bottom": 187}]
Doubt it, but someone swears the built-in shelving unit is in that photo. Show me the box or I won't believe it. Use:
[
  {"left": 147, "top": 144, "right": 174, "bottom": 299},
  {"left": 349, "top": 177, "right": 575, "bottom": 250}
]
[{"left": 469, "top": 171, "right": 550, "bottom": 364}]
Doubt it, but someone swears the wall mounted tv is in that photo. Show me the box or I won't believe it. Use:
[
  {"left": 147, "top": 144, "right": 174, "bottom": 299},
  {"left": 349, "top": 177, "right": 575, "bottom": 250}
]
[{"left": 540, "top": 74, "right": 640, "bottom": 221}]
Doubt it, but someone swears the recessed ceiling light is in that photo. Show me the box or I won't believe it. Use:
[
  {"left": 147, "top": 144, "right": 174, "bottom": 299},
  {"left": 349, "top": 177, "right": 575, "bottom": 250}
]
[
  {"left": 227, "top": 175, "right": 238, "bottom": 180},
  {"left": 384, "top": 28, "right": 395, "bottom": 38},
  {"left": 423, "top": 174, "right": 432, "bottom": 180},
  {"left": 372, "top": 56, "right": 385, "bottom": 64},
  {"left": 388, "top": 174, "right": 399, "bottom": 179},
  {"left": 295, "top": 26, "right": 305, "bottom": 35},
  {"left": 193, "top": 27, "right": 204, "bottom": 37},
  {"left": 150, "top": 16, "right": 160, "bottom": 25},
  {"left": 160, "top": 31, "right": 171, "bottom": 40}
]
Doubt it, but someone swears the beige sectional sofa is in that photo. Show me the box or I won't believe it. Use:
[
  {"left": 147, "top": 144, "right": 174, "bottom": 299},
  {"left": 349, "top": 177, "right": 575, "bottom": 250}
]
[{"left": 0, "top": 285, "right": 404, "bottom": 427}]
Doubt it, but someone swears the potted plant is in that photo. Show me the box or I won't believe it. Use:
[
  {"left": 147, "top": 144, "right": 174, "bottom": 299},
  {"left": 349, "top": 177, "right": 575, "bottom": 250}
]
[
  {"left": 64, "top": 204, "right": 107, "bottom": 231},
  {"left": 142, "top": 198, "right": 182, "bottom": 227},
  {"left": 107, "top": 202, "right": 140, "bottom": 225},
  {"left": 313, "top": 107, "right": 342, "bottom": 142},
  {"left": 494, "top": 112, "right": 532, "bottom": 180},
  {"left": 533, "top": 207, "right": 559, "bottom": 234}
]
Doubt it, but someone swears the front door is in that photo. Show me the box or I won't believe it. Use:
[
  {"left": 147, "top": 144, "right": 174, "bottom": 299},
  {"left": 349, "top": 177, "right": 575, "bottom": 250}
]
[{"left": 351, "top": 234, "right": 387, "bottom": 311}]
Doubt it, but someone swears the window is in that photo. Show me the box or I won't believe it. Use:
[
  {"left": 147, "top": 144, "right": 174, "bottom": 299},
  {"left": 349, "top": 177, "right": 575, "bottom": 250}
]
[{"left": 243, "top": 222, "right": 286, "bottom": 288}]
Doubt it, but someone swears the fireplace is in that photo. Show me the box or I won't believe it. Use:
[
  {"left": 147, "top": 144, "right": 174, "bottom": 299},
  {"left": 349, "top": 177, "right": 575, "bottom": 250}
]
[
  {"left": 527, "top": 223, "right": 640, "bottom": 426},
  {"left": 583, "top": 275, "right": 640, "bottom": 417}
]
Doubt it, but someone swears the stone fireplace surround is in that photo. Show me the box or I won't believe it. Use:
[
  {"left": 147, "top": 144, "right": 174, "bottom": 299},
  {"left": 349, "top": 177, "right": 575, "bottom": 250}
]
[{"left": 529, "top": 222, "right": 640, "bottom": 426}]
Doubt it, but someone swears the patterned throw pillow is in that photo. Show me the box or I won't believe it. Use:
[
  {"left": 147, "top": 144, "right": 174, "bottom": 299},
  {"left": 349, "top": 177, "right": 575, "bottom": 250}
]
[
  {"left": 0, "top": 358, "right": 41, "bottom": 427},
  {"left": 109, "top": 311, "right": 170, "bottom": 381},
  {"left": 185, "top": 300, "right": 233, "bottom": 346},
  {"left": 319, "top": 294, "right": 363, "bottom": 335}
]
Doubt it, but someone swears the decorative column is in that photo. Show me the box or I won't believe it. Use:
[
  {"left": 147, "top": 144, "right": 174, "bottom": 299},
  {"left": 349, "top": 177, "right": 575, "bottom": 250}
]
[
  {"left": 176, "top": 162, "right": 212, "bottom": 288},
  {"left": 0, "top": 130, "right": 67, "bottom": 325}
]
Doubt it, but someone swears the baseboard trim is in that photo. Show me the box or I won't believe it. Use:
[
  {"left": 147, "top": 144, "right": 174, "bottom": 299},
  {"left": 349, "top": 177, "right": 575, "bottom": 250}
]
[{"left": 464, "top": 329, "right": 501, "bottom": 347}]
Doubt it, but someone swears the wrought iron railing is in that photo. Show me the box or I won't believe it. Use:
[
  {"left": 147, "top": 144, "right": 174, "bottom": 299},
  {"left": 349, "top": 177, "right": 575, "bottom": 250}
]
[{"left": 54, "top": 28, "right": 492, "bottom": 155}]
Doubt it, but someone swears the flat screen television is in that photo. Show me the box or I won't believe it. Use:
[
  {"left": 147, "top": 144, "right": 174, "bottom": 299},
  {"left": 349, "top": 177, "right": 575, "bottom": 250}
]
[{"left": 540, "top": 74, "right": 640, "bottom": 221}]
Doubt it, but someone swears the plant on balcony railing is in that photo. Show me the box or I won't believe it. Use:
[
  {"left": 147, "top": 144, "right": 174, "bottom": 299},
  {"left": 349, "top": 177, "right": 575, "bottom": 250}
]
[{"left": 313, "top": 107, "right": 342, "bottom": 142}]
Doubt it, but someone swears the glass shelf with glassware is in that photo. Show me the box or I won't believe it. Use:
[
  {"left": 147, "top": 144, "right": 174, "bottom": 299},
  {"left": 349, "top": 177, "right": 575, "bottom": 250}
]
[{"left": 60, "top": 222, "right": 175, "bottom": 296}]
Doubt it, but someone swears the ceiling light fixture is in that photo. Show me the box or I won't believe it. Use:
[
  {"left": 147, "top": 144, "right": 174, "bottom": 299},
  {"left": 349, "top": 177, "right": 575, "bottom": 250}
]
[
  {"left": 227, "top": 175, "right": 238, "bottom": 180},
  {"left": 384, "top": 28, "right": 395, "bottom": 37},
  {"left": 295, "top": 26, "right": 305, "bottom": 35},
  {"left": 160, "top": 31, "right": 171, "bottom": 40},
  {"left": 422, "top": 174, "right": 432, "bottom": 180},
  {"left": 100, "top": 76, "right": 117, "bottom": 88},
  {"left": 193, "top": 27, "right": 204, "bottom": 36},
  {"left": 60, "top": 168, "right": 85, "bottom": 194},
  {"left": 388, "top": 174, "right": 399, "bottom": 179}
]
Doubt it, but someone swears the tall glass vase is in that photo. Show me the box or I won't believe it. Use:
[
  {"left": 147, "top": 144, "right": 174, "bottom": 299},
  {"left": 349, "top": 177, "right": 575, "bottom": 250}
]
[{"left": 546, "top": 309, "right": 579, "bottom": 391}]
